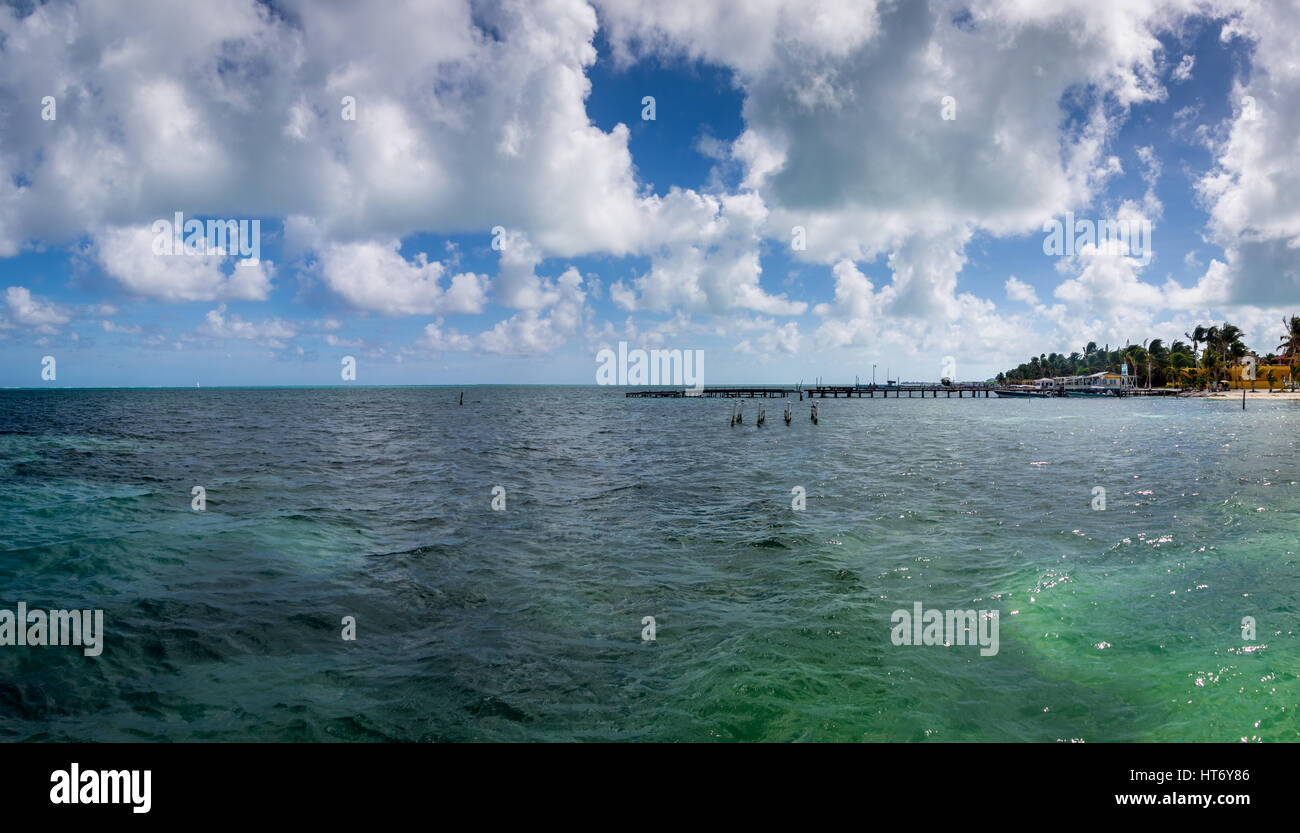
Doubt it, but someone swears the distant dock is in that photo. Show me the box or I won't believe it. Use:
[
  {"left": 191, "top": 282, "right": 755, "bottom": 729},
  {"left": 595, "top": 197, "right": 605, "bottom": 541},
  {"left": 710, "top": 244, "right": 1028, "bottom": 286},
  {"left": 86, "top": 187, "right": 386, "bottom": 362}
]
[
  {"left": 626, "top": 384, "right": 1183, "bottom": 398},
  {"left": 803, "top": 385, "right": 994, "bottom": 398},
  {"left": 626, "top": 384, "right": 996, "bottom": 398},
  {"left": 626, "top": 387, "right": 791, "bottom": 398}
]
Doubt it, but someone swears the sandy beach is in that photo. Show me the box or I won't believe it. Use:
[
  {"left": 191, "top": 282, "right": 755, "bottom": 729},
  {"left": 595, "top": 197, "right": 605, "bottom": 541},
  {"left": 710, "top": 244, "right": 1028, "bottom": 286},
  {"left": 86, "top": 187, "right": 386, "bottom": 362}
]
[{"left": 1193, "top": 389, "right": 1300, "bottom": 400}]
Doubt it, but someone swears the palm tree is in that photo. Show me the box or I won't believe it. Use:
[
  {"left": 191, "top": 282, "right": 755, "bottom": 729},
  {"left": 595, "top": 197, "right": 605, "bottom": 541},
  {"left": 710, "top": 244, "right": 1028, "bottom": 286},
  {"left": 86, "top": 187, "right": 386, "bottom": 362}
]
[
  {"left": 1278, "top": 316, "right": 1300, "bottom": 388},
  {"left": 1218, "top": 323, "right": 1247, "bottom": 363},
  {"left": 1146, "top": 338, "right": 1166, "bottom": 387},
  {"left": 1266, "top": 368, "right": 1278, "bottom": 393},
  {"left": 1124, "top": 345, "right": 1148, "bottom": 387},
  {"left": 1199, "top": 345, "right": 1219, "bottom": 390},
  {"left": 1186, "top": 325, "right": 1208, "bottom": 365},
  {"left": 1169, "top": 350, "right": 1193, "bottom": 388},
  {"left": 993, "top": 320, "right": 1298, "bottom": 388}
]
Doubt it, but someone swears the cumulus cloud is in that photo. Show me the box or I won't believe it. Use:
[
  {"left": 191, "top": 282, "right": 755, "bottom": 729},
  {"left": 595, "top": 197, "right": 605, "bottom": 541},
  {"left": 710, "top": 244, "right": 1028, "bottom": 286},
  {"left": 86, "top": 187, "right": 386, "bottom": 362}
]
[
  {"left": 196, "top": 304, "right": 297, "bottom": 347},
  {"left": 610, "top": 189, "right": 806, "bottom": 315},
  {"left": 317, "top": 239, "right": 488, "bottom": 316},
  {"left": 1194, "top": 6, "right": 1300, "bottom": 307},
  {"left": 0, "top": 0, "right": 819, "bottom": 322},
  {"left": 0, "top": 0, "right": 646, "bottom": 258},
  {"left": 599, "top": 0, "right": 882, "bottom": 76},
  {"left": 598, "top": 0, "right": 1215, "bottom": 352},
  {"left": 812, "top": 259, "right": 1036, "bottom": 377},
  {"left": 603, "top": 0, "right": 1190, "bottom": 249},
  {"left": 418, "top": 266, "right": 588, "bottom": 356},
  {"left": 94, "top": 225, "right": 274, "bottom": 302},
  {"left": 2, "top": 0, "right": 1299, "bottom": 375},
  {"left": 734, "top": 320, "right": 802, "bottom": 356},
  {"left": 1, "top": 286, "right": 72, "bottom": 334},
  {"left": 1005, "top": 276, "right": 1039, "bottom": 305}
]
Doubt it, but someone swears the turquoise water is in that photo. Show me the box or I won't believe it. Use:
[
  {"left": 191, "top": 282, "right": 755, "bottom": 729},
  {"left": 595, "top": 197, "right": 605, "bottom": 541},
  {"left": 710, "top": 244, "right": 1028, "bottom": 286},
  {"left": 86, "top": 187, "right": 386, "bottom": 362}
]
[{"left": 0, "top": 387, "right": 1296, "bottom": 741}]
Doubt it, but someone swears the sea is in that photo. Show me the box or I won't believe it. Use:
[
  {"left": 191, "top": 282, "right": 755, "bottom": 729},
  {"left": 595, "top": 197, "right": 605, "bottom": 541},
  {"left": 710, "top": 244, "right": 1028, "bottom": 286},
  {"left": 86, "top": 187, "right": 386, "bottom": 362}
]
[{"left": 1, "top": 386, "right": 1296, "bottom": 741}]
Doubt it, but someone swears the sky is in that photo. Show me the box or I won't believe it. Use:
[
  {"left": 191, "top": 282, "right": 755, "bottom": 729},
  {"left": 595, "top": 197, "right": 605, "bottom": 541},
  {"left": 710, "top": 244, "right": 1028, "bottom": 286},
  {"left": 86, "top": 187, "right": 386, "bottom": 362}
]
[{"left": 1, "top": 0, "right": 1298, "bottom": 387}]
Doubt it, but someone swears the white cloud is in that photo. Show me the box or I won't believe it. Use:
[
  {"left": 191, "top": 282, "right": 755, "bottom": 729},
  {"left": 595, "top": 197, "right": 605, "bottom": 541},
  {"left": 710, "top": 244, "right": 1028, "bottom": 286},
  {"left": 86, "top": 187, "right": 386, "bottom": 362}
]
[
  {"left": 597, "top": 0, "right": 882, "bottom": 76},
  {"left": 1005, "top": 276, "right": 1039, "bottom": 305},
  {"left": 734, "top": 320, "right": 801, "bottom": 356},
  {"left": 598, "top": 0, "right": 1215, "bottom": 362},
  {"left": 0, "top": 0, "right": 644, "bottom": 258},
  {"left": 196, "top": 304, "right": 298, "bottom": 348},
  {"left": 2, "top": 0, "right": 1298, "bottom": 373},
  {"left": 94, "top": 225, "right": 274, "bottom": 302},
  {"left": 812, "top": 259, "right": 1037, "bottom": 378},
  {"left": 1194, "top": 5, "right": 1300, "bottom": 306},
  {"left": 418, "top": 266, "right": 588, "bottom": 356},
  {"left": 610, "top": 189, "right": 806, "bottom": 315},
  {"left": 604, "top": 0, "right": 1194, "bottom": 256},
  {"left": 325, "top": 333, "right": 363, "bottom": 348},
  {"left": 2, "top": 286, "right": 71, "bottom": 333},
  {"left": 317, "top": 239, "right": 488, "bottom": 316},
  {"left": 1135, "top": 145, "right": 1163, "bottom": 218}
]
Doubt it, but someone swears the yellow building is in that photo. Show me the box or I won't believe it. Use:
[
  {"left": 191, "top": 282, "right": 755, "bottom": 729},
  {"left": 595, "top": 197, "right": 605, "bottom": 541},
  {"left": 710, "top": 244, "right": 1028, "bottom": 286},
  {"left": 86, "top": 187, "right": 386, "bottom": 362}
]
[{"left": 1226, "top": 364, "right": 1293, "bottom": 389}]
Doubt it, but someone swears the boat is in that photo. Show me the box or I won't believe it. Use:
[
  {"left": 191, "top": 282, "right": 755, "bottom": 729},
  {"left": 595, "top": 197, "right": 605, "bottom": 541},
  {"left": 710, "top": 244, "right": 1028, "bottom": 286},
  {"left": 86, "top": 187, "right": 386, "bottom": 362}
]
[
  {"left": 1058, "top": 372, "right": 1135, "bottom": 396},
  {"left": 1000, "top": 372, "right": 1136, "bottom": 397}
]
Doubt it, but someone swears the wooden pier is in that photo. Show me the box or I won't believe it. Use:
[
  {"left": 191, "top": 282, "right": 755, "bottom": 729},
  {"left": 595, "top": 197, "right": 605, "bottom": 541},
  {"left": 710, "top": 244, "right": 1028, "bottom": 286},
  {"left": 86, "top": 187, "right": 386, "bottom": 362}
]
[
  {"left": 626, "top": 384, "right": 1187, "bottom": 399},
  {"left": 626, "top": 383, "right": 1189, "bottom": 400},
  {"left": 803, "top": 385, "right": 994, "bottom": 398},
  {"left": 626, "top": 385, "right": 997, "bottom": 398},
  {"left": 625, "top": 387, "right": 792, "bottom": 398}
]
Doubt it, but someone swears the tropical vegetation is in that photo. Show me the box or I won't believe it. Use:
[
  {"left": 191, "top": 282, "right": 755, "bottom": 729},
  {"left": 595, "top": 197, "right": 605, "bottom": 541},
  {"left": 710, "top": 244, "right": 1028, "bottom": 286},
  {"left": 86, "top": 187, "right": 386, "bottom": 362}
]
[{"left": 996, "top": 319, "right": 1297, "bottom": 390}]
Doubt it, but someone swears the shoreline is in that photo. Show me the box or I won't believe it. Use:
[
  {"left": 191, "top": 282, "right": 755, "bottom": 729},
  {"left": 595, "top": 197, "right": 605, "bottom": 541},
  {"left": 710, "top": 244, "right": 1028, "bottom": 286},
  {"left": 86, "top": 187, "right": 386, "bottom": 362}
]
[{"left": 1190, "top": 389, "right": 1300, "bottom": 400}]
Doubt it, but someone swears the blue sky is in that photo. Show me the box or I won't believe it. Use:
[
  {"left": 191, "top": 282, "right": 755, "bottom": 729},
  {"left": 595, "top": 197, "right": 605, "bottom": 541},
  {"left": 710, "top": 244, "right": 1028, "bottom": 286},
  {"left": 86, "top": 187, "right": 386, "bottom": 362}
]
[{"left": 1, "top": 0, "right": 1297, "bottom": 387}]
